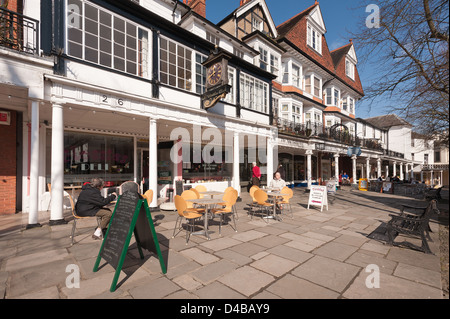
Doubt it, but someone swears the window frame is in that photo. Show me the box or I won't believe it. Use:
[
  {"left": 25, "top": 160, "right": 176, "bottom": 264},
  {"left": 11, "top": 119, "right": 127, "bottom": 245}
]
[{"left": 65, "top": 0, "right": 150, "bottom": 78}]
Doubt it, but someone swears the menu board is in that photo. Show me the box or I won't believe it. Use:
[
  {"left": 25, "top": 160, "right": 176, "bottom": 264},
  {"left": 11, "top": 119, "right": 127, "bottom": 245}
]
[
  {"left": 307, "top": 186, "right": 328, "bottom": 212},
  {"left": 93, "top": 191, "right": 166, "bottom": 292}
]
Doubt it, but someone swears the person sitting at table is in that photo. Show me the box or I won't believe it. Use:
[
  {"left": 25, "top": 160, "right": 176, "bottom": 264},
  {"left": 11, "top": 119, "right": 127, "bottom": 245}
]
[
  {"left": 270, "top": 172, "right": 286, "bottom": 190},
  {"left": 75, "top": 177, "right": 117, "bottom": 240}
]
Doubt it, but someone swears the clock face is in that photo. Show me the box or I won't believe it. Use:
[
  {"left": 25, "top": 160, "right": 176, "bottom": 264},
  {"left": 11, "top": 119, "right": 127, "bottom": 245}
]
[{"left": 207, "top": 63, "right": 223, "bottom": 86}]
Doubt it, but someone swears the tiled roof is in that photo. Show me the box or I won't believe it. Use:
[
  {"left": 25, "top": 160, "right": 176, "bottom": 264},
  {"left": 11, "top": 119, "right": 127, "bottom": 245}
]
[{"left": 364, "top": 114, "right": 413, "bottom": 129}]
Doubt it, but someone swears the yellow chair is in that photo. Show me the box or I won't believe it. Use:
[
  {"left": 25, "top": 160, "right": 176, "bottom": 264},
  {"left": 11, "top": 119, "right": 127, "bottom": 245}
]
[
  {"left": 217, "top": 187, "right": 239, "bottom": 220},
  {"left": 212, "top": 189, "right": 238, "bottom": 236},
  {"left": 142, "top": 189, "right": 153, "bottom": 207},
  {"left": 253, "top": 189, "right": 273, "bottom": 223},
  {"left": 181, "top": 190, "right": 205, "bottom": 213},
  {"left": 278, "top": 187, "right": 294, "bottom": 218},
  {"left": 190, "top": 188, "right": 201, "bottom": 199},
  {"left": 173, "top": 195, "right": 203, "bottom": 244},
  {"left": 194, "top": 185, "right": 207, "bottom": 198},
  {"left": 69, "top": 193, "right": 101, "bottom": 246}
]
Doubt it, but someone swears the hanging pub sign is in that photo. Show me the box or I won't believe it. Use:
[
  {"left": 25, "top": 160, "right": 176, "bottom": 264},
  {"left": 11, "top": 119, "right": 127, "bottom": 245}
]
[{"left": 201, "top": 47, "right": 232, "bottom": 109}]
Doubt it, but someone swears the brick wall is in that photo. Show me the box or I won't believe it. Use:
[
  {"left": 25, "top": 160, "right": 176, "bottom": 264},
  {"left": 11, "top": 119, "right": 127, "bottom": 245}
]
[
  {"left": 2, "top": 0, "right": 23, "bottom": 13},
  {"left": 0, "top": 109, "right": 17, "bottom": 215}
]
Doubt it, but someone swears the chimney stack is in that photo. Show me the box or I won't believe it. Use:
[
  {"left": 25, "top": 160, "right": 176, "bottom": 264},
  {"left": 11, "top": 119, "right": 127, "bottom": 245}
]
[
  {"left": 240, "top": 0, "right": 252, "bottom": 6},
  {"left": 183, "top": 0, "right": 206, "bottom": 18}
]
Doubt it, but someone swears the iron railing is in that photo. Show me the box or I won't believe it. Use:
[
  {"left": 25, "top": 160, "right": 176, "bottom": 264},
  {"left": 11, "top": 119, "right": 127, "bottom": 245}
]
[
  {"left": 277, "top": 118, "right": 385, "bottom": 152},
  {"left": 0, "top": 6, "right": 39, "bottom": 54}
]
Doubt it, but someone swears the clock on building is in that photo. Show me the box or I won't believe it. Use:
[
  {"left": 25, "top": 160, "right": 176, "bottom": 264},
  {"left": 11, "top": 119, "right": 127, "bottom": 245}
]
[
  {"left": 207, "top": 62, "right": 223, "bottom": 87},
  {"left": 202, "top": 48, "right": 232, "bottom": 109}
]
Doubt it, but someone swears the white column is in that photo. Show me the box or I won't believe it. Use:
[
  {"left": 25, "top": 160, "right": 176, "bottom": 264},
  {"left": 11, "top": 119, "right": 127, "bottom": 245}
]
[
  {"left": 400, "top": 163, "right": 404, "bottom": 180},
  {"left": 405, "top": 163, "right": 409, "bottom": 180},
  {"left": 430, "top": 170, "right": 434, "bottom": 186},
  {"left": 27, "top": 101, "right": 40, "bottom": 228},
  {"left": 334, "top": 153, "right": 339, "bottom": 184},
  {"left": 366, "top": 157, "right": 370, "bottom": 180},
  {"left": 440, "top": 170, "right": 443, "bottom": 186},
  {"left": 306, "top": 150, "right": 313, "bottom": 189},
  {"left": 49, "top": 104, "right": 66, "bottom": 225},
  {"left": 385, "top": 164, "right": 389, "bottom": 178},
  {"left": 377, "top": 158, "right": 382, "bottom": 178},
  {"left": 410, "top": 163, "right": 414, "bottom": 181},
  {"left": 149, "top": 119, "right": 158, "bottom": 208},
  {"left": 233, "top": 131, "right": 240, "bottom": 197},
  {"left": 393, "top": 161, "right": 397, "bottom": 177},
  {"left": 352, "top": 154, "right": 357, "bottom": 184},
  {"left": 420, "top": 170, "right": 424, "bottom": 182},
  {"left": 266, "top": 136, "right": 274, "bottom": 187}
]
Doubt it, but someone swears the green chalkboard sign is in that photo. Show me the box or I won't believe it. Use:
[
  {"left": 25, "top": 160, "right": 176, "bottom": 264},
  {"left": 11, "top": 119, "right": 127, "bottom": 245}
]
[{"left": 93, "top": 191, "right": 166, "bottom": 292}]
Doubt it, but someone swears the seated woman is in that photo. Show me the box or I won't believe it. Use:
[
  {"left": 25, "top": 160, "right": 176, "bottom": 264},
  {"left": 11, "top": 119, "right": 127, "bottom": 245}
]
[
  {"left": 270, "top": 172, "right": 286, "bottom": 190},
  {"left": 75, "top": 178, "right": 117, "bottom": 240}
]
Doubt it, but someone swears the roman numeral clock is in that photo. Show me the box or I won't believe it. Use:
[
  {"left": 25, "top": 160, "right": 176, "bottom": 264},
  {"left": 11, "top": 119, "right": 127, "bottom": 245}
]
[{"left": 201, "top": 48, "right": 232, "bottom": 109}]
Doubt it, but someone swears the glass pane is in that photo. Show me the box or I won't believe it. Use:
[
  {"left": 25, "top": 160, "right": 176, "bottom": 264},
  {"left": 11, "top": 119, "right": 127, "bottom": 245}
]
[
  {"left": 85, "top": 47, "right": 98, "bottom": 63},
  {"left": 85, "top": 4, "right": 98, "bottom": 22},
  {"left": 100, "top": 52, "right": 112, "bottom": 67}
]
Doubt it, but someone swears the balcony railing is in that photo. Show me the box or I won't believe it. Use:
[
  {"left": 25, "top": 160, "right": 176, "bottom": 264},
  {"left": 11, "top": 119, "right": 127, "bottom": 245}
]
[
  {"left": 277, "top": 118, "right": 385, "bottom": 152},
  {"left": 0, "top": 6, "right": 39, "bottom": 54}
]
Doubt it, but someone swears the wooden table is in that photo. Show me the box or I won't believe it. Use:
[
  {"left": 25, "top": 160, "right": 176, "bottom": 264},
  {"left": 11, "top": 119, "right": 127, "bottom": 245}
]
[
  {"left": 186, "top": 198, "right": 223, "bottom": 240},
  {"left": 265, "top": 191, "right": 288, "bottom": 221}
]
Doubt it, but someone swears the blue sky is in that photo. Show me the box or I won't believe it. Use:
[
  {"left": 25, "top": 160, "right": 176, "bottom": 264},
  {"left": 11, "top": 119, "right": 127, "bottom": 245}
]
[{"left": 204, "top": 0, "right": 384, "bottom": 119}]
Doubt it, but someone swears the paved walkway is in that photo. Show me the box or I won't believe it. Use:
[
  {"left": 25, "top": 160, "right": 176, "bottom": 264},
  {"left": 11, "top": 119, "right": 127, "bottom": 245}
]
[{"left": 0, "top": 187, "right": 447, "bottom": 300}]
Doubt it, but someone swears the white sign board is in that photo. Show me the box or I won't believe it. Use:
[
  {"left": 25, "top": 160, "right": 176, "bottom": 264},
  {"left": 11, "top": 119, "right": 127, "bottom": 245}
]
[{"left": 307, "top": 186, "right": 328, "bottom": 212}]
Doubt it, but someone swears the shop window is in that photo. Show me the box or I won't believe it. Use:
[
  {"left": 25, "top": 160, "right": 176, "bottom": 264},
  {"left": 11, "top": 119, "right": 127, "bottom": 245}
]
[{"left": 47, "top": 131, "right": 134, "bottom": 186}]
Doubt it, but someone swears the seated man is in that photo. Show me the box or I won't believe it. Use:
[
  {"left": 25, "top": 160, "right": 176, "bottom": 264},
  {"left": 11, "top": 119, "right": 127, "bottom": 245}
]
[
  {"left": 75, "top": 178, "right": 117, "bottom": 240},
  {"left": 270, "top": 172, "right": 286, "bottom": 190}
]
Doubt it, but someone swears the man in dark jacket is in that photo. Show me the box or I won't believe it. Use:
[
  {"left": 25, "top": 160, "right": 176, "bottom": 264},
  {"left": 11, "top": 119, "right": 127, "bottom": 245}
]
[{"left": 75, "top": 178, "right": 117, "bottom": 240}]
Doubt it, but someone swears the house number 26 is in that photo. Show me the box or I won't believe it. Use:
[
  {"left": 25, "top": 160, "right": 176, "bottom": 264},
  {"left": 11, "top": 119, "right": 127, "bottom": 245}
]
[{"left": 102, "top": 95, "right": 124, "bottom": 106}]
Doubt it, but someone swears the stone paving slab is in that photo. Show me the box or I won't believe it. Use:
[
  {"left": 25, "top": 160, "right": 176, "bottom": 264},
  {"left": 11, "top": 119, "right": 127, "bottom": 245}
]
[{"left": 0, "top": 188, "right": 447, "bottom": 300}]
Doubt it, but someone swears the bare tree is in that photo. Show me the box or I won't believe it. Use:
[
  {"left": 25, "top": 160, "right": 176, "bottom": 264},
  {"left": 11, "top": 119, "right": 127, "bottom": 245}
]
[{"left": 351, "top": 0, "right": 449, "bottom": 143}]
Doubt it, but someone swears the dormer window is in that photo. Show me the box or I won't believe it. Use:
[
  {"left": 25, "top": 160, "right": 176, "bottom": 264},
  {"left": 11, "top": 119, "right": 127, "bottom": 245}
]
[
  {"left": 252, "top": 17, "right": 263, "bottom": 32},
  {"left": 345, "top": 58, "right": 355, "bottom": 80},
  {"left": 307, "top": 22, "right": 322, "bottom": 54}
]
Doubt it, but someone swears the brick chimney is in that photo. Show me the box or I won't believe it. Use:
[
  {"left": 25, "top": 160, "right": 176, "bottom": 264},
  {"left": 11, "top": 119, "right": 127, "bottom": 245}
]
[
  {"left": 183, "top": 0, "right": 206, "bottom": 18},
  {"left": 240, "top": 0, "right": 252, "bottom": 6}
]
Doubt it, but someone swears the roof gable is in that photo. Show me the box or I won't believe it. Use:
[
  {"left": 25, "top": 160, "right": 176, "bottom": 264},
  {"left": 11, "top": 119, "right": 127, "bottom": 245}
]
[
  {"left": 235, "top": 0, "right": 278, "bottom": 38},
  {"left": 276, "top": 3, "right": 335, "bottom": 75},
  {"left": 330, "top": 42, "right": 364, "bottom": 95},
  {"left": 308, "top": 4, "right": 326, "bottom": 33}
]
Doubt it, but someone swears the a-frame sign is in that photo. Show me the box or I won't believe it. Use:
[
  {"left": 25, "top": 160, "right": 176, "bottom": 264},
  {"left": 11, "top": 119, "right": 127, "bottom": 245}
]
[{"left": 93, "top": 191, "right": 166, "bottom": 292}]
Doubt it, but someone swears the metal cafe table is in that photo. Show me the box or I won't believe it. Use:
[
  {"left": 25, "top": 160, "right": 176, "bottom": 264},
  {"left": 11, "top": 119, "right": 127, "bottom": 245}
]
[
  {"left": 185, "top": 198, "right": 223, "bottom": 240},
  {"left": 198, "top": 191, "right": 225, "bottom": 199},
  {"left": 265, "top": 191, "right": 288, "bottom": 221}
]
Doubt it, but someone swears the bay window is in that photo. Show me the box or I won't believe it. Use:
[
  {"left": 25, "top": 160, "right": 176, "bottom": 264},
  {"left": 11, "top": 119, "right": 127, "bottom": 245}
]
[
  {"left": 66, "top": 0, "right": 149, "bottom": 77},
  {"left": 240, "top": 73, "right": 269, "bottom": 114},
  {"left": 160, "top": 36, "right": 192, "bottom": 91},
  {"left": 292, "top": 64, "right": 301, "bottom": 88}
]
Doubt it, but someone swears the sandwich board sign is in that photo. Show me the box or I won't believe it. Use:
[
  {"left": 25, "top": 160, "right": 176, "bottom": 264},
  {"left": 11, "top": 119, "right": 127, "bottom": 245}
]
[
  {"left": 93, "top": 190, "right": 166, "bottom": 292},
  {"left": 307, "top": 185, "right": 328, "bottom": 211}
]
